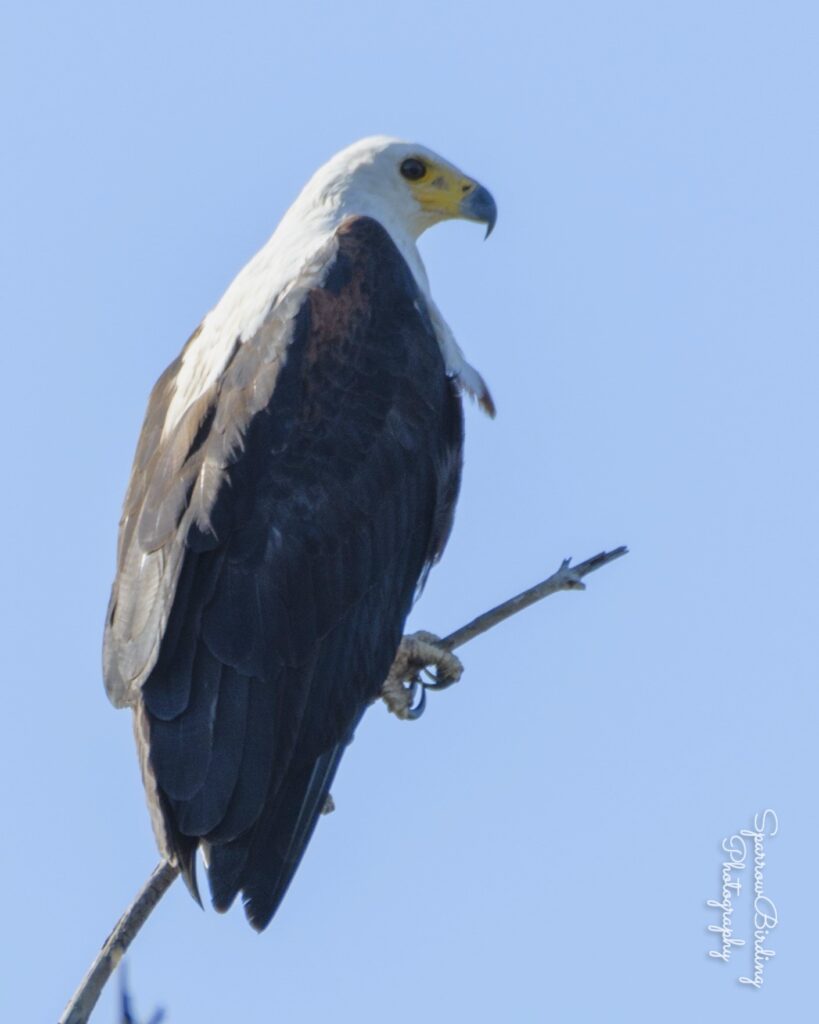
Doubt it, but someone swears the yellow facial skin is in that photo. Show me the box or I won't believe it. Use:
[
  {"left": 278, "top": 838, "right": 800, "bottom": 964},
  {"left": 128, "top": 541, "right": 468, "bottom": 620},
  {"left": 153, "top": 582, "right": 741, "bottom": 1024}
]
[{"left": 405, "top": 158, "right": 497, "bottom": 236}]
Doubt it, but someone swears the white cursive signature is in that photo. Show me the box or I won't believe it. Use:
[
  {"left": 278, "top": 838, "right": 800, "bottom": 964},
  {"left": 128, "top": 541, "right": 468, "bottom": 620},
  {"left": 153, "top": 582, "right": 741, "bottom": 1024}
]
[
  {"left": 737, "top": 809, "right": 779, "bottom": 989},
  {"left": 706, "top": 809, "right": 778, "bottom": 988}
]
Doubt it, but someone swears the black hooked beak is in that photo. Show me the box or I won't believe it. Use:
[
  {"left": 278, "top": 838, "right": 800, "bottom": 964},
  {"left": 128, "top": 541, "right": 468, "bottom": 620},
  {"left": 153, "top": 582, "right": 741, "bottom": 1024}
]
[{"left": 460, "top": 183, "right": 498, "bottom": 238}]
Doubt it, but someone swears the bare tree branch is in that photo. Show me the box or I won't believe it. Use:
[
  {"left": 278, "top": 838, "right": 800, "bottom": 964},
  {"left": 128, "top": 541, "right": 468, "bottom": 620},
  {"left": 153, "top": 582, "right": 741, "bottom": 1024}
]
[
  {"left": 442, "top": 546, "right": 629, "bottom": 652},
  {"left": 60, "top": 862, "right": 179, "bottom": 1024},
  {"left": 60, "top": 544, "right": 626, "bottom": 1022}
]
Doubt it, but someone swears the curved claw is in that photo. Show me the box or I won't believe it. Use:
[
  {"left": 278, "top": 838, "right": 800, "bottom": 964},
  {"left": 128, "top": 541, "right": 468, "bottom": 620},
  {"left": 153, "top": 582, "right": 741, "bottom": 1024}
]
[
  {"left": 421, "top": 667, "right": 459, "bottom": 692},
  {"left": 406, "top": 682, "right": 427, "bottom": 720}
]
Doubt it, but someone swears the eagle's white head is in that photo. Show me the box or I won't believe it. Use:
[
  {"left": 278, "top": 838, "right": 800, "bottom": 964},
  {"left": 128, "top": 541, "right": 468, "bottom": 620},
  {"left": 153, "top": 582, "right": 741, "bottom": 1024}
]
[{"left": 294, "top": 135, "right": 496, "bottom": 240}]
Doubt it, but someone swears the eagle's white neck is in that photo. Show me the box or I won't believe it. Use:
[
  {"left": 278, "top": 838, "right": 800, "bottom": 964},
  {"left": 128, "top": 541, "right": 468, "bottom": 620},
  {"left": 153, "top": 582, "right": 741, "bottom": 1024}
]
[{"left": 162, "top": 182, "right": 431, "bottom": 438}]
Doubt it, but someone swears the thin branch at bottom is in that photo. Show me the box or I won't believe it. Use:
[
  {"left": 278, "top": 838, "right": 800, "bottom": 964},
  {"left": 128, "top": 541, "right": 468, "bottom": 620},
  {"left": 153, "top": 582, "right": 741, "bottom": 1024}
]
[{"left": 59, "top": 861, "right": 179, "bottom": 1024}]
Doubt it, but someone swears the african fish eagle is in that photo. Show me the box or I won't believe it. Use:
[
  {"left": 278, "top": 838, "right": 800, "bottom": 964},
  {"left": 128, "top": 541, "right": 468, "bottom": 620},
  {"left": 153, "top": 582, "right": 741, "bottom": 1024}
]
[{"left": 103, "top": 136, "right": 497, "bottom": 931}]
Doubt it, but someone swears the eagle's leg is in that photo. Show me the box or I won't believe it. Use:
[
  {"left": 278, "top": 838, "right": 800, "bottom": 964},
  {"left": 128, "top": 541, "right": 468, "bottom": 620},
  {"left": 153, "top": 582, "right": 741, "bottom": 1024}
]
[{"left": 381, "top": 631, "right": 464, "bottom": 721}]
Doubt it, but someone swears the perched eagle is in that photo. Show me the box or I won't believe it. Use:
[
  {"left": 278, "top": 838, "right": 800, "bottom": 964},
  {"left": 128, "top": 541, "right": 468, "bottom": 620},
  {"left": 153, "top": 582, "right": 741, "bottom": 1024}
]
[{"left": 103, "top": 136, "right": 496, "bottom": 931}]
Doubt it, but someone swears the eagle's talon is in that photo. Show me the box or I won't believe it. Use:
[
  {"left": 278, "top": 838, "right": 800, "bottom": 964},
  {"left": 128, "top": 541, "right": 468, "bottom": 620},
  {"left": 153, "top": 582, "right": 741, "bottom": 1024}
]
[
  {"left": 406, "top": 684, "right": 427, "bottom": 720},
  {"left": 381, "top": 631, "right": 464, "bottom": 718},
  {"left": 422, "top": 671, "right": 459, "bottom": 692}
]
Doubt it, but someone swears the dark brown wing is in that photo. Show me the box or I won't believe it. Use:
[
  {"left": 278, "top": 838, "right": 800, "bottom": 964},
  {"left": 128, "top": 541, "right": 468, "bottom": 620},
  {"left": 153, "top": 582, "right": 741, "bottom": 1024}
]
[{"left": 104, "top": 216, "right": 464, "bottom": 930}]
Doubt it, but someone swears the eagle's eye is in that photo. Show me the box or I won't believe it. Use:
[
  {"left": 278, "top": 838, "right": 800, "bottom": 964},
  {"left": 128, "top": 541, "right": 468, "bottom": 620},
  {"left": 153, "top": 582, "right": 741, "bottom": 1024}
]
[{"left": 400, "top": 158, "right": 427, "bottom": 181}]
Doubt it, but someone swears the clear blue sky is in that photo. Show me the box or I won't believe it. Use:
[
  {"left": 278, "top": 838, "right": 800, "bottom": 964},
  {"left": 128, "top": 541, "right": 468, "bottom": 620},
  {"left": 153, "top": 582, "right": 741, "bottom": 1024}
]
[{"left": 2, "top": 2, "right": 816, "bottom": 1020}]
